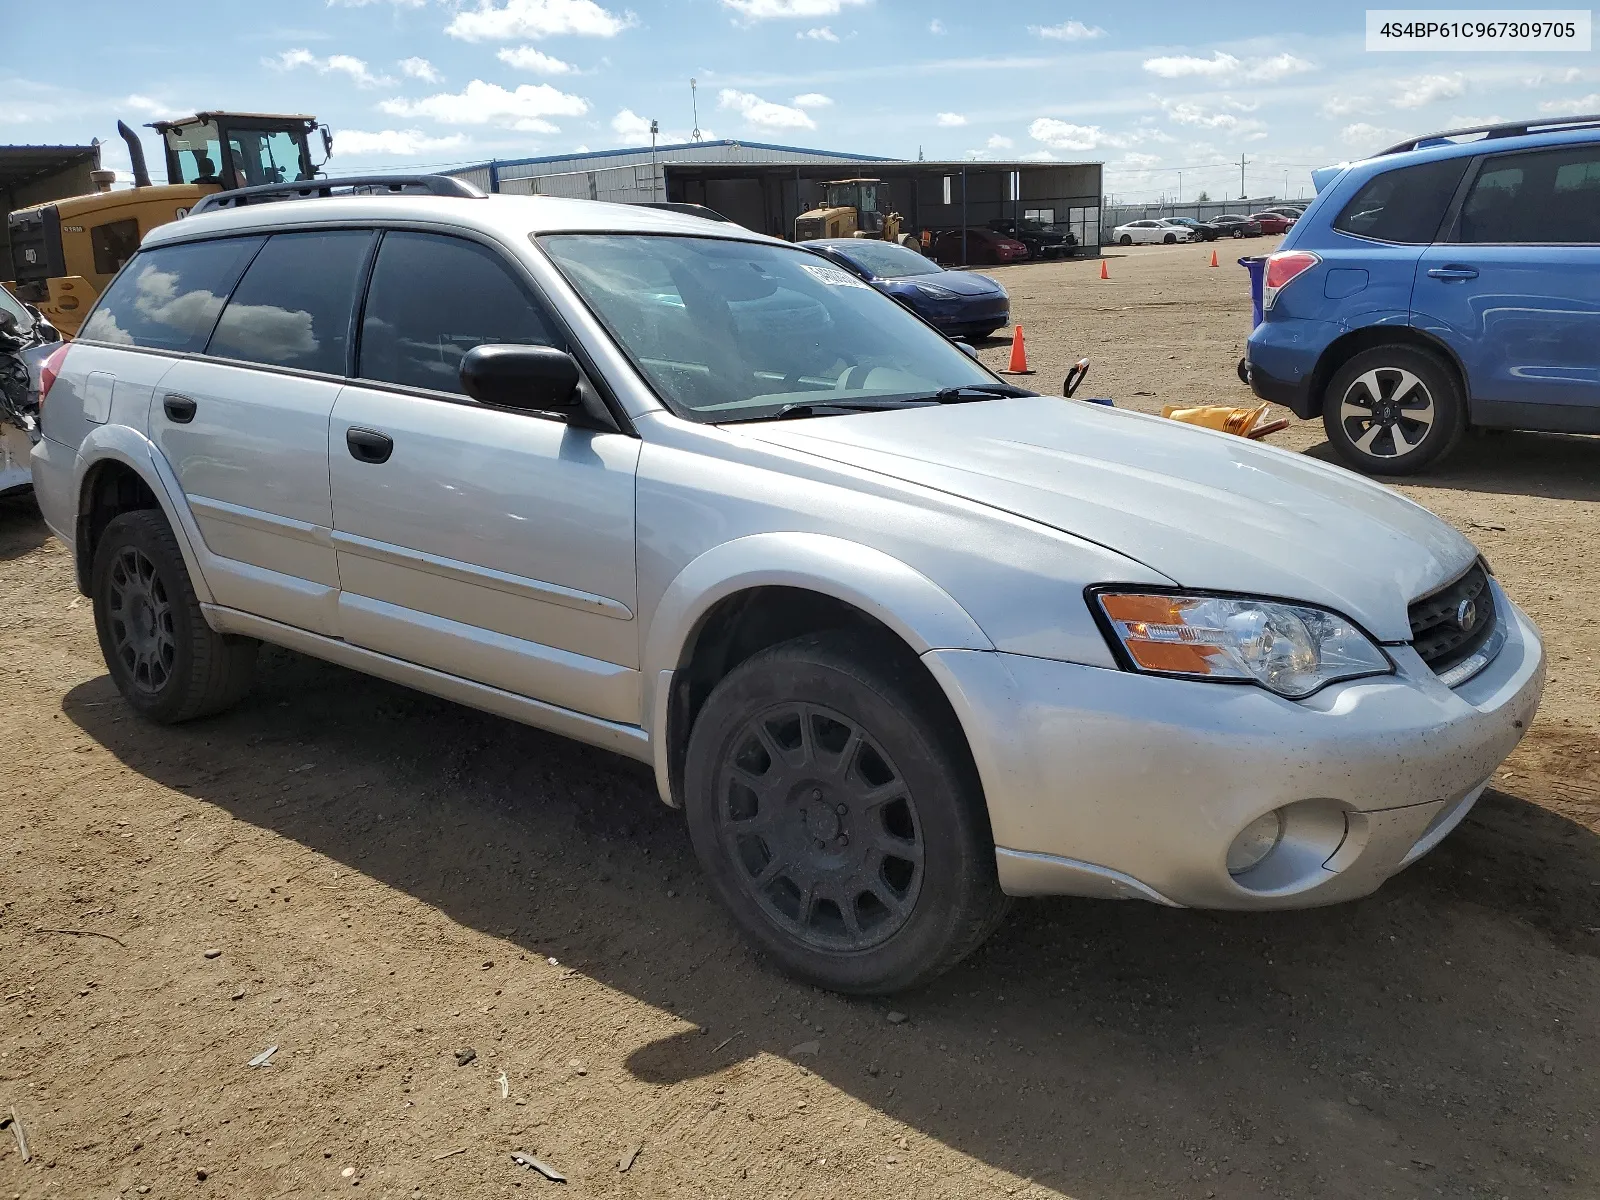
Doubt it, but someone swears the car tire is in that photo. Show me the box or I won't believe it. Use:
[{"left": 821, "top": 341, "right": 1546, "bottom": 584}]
[
  {"left": 1163, "top": 233, "right": 1177, "bottom": 244},
  {"left": 683, "top": 630, "right": 1009, "bottom": 995},
  {"left": 91, "top": 509, "right": 259, "bottom": 723},
  {"left": 1119, "top": 234, "right": 1132, "bottom": 246},
  {"left": 1231, "top": 228, "right": 1245, "bottom": 239},
  {"left": 1321, "top": 344, "right": 1465, "bottom": 476}
]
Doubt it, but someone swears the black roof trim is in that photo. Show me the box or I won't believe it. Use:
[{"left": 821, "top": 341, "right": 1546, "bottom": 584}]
[
  {"left": 190, "top": 173, "right": 486, "bottom": 215},
  {"left": 1379, "top": 113, "right": 1600, "bottom": 155}
]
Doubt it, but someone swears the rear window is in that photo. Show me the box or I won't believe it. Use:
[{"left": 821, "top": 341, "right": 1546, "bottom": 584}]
[
  {"left": 1457, "top": 145, "right": 1600, "bottom": 244},
  {"left": 1332, "top": 158, "right": 1468, "bottom": 244},
  {"left": 79, "top": 237, "right": 262, "bottom": 352}
]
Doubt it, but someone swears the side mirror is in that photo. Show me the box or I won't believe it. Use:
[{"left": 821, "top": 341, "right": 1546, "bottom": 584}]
[
  {"left": 460, "top": 344, "right": 582, "bottom": 413},
  {"left": 955, "top": 340, "right": 980, "bottom": 361}
]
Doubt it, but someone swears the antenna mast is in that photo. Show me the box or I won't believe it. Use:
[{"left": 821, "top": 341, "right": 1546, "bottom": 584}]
[{"left": 690, "top": 78, "right": 703, "bottom": 143}]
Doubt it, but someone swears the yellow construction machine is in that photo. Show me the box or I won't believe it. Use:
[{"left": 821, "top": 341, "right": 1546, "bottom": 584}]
[
  {"left": 794, "top": 178, "right": 920, "bottom": 248},
  {"left": 6, "top": 112, "right": 330, "bottom": 336}
]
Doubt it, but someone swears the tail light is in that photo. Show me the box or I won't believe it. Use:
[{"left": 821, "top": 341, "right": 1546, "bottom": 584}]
[
  {"left": 37, "top": 342, "right": 72, "bottom": 410},
  {"left": 1263, "top": 251, "right": 1320, "bottom": 310}
]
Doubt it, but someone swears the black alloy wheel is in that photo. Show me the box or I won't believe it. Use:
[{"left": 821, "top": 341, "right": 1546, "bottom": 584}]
[{"left": 104, "top": 544, "right": 177, "bottom": 695}]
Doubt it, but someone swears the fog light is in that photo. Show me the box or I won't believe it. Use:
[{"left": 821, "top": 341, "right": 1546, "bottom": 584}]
[{"left": 1227, "top": 809, "right": 1285, "bottom": 875}]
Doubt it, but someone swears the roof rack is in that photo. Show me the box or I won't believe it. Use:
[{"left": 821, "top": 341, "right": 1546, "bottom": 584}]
[
  {"left": 1378, "top": 113, "right": 1600, "bottom": 156},
  {"left": 190, "top": 173, "right": 486, "bottom": 216}
]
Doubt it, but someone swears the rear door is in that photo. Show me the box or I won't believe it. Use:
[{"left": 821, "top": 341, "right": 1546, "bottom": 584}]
[
  {"left": 1414, "top": 141, "right": 1600, "bottom": 432},
  {"left": 151, "top": 228, "right": 375, "bottom": 635}
]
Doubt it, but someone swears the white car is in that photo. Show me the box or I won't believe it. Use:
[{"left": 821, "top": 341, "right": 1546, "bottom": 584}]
[
  {"left": 31, "top": 176, "right": 1545, "bottom": 995},
  {"left": 1112, "top": 219, "right": 1194, "bottom": 245}
]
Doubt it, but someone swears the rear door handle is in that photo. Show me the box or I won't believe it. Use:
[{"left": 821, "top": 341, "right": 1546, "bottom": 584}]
[
  {"left": 345, "top": 427, "right": 393, "bottom": 464},
  {"left": 162, "top": 393, "right": 197, "bottom": 423},
  {"left": 1426, "top": 266, "right": 1479, "bottom": 282}
]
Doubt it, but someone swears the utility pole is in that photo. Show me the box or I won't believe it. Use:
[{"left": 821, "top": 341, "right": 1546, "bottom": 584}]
[
  {"left": 1177, "top": 169, "right": 1182, "bottom": 205},
  {"left": 1283, "top": 169, "right": 1289, "bottom": 199},
  {"left": 650, "top": 119, "right": 660, "bottom": 201},
  {"left": 1239, "top": 152, "right": 1249, "bottom": 201},
  {"left": 689, "top": 79, "right": 702, "bottom": 143}
]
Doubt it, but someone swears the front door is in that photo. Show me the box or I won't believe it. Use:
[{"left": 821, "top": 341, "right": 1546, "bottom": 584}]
[
  {"left": 328, "top": 230, "right": 641, "bottom": 724},
  {"left": 1414, "top": 142, "right": 1600, "bottom": 432},
  {"left": 151, "top": 229, "right": 374, "bottom": 635}
]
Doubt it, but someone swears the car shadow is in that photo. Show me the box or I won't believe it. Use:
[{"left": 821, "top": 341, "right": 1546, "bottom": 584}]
[
  {"left": 0, "top": 491, "right": 50, "bottom": 561},
  {"left": 63, "top": 649, "right": 1600, "bottom": 1198},
  {"left": 1303, "top": 431, "right": 1600, "bottom": 502}
]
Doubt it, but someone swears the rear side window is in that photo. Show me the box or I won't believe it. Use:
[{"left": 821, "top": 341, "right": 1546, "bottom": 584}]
[
  {"left": 206, "top": 230, "right": 374, "bottom": 374},
  {"left": 357, "top": 232, "right": 557, "bottom": 395},
  {"left": 1457, "top": 145, "right": 1600, "bottom": 244},
  {"left": 89, "top": 219, "right": 141, "bottom": 277},
  {"left": 1332, "top": 158, "right": 1468, "bottom": 244},
  {"left": 79, "top": 236, "right": 262, "bottom": 351}
]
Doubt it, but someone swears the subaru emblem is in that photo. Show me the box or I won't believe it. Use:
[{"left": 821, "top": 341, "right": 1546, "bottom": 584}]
[{"left": 1456, "top": 597, "right": 1477, "bottom": 631}]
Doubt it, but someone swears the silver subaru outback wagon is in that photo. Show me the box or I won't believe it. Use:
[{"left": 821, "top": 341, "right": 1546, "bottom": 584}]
[{"left": 30, "top": 179, "right": 1544, "bottom": 994}]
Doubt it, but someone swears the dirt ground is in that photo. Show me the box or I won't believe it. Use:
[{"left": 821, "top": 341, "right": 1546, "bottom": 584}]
[{"left": 3, "top": 242, "right": 1598, "bottom": 1200}]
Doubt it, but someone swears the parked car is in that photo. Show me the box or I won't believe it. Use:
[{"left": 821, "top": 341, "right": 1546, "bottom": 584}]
[
  {"left": 1160, "top": 217, "right": 1207, "bottom": 235},
  {"left": 1247, "top": 113, "right": 1600, "bottom": 475},
  {"left": 1249, "top": 212, "right": 1296, "bottom": 235},
  {"left": 0, "top": 287, "right": 60, "bottom": 497},
  {"left": 1112, "top": 219, "right": 1192, "bottom": 245},
  {"left": 33, "top": 178, "right": 1544, "bottom": 994},
  {"left": 1198, "top": 214, "right": 1263, "bottom": 240},
  {"left": 803, "top": 238, "right": 1009, "bottom": 340},
  {"left": 985, "top": 218, "right": 1076, "bottom": 259},
  {"left": 1260, "top": 206, "right": 1306, "bottom": 220},
  {"left": 928, "top": 227, "right": 1028, "bottom": 265}
]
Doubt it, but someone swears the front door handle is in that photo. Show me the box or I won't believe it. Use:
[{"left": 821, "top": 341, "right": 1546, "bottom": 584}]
[
  {"left": 1426, "top": 265, "right": 1480, "bottom": 282},
  {"left": 162, "top": 393, "right": 197, "bottom": 423},
  {"left": 345, "top": 427, "right": 394, "bottom": 464}
]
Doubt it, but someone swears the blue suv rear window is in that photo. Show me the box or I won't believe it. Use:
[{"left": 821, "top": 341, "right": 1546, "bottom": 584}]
[{"left": 1332, "top": 158, "right": 1469, "bottom": 244}]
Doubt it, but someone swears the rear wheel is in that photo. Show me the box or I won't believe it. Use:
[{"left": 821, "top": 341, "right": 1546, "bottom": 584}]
[
  {"left": 92, "top": 510, "right": 258, "bottom": 722},
  {"left": 683, "top": 631, "right": 1008, "bottom": 994},
  {"left": 1231, "top": 227, "right": 1245, "bottom": 239},
  {"left": 1321, "top": 344, "right": 1465, "bottom": 475}
]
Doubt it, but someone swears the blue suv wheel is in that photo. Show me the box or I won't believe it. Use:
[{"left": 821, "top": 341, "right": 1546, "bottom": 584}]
[{"left": 1322, "top": 345, "right": 1465, "bottom": 475}]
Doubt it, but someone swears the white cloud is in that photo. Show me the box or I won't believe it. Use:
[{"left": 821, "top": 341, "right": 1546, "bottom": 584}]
[
  {"left": 1320, "top": 94, "right": 1375, "bottom": 118},
  {"left": 1525, "top": 67, "right": 1582, "bottom": 87},
  {"left": 122, "top": 94, "right": 180, "bottom": 118},
  {"left": 1019, "top": 149, "right": 1057, "bottom": 162},
  {"left": 793, "top": 92, "right": 832, "bottom": 108},
  {"left": 1393, "top": 73, "right": 1465, "bottom": 109},
  {"left": 936, "top": 112, "right": 967, "bottom": 127},
  {"left": 398, "top": 56, "right": 441, "bottom": 83},
  {"left": 1341, "top": 122, "right": 1402, "bottom": 148},
  {"left": 497, "top": 45, "right": 578, "bottom": 73},
  {"left": 1246, "top": 53, "right": 1314, "bottom": 81},
  {"left": 263, "top": 48, "right": 391, "bottom": 87},
  {"left": 380, "top": 79, "right": 589, "bottom": 131},
  {"left": 1028, "top": 118, "right": 1105, "bottom": 150},
  {"left": 986, "top": 133, "right": 1014, "bottom": 150},
  {"left": 797, "top": 25, "right": 838, "bottom": 40},
  {"left": 723, "top": 0, "right": 867, "bottom": 18},
  {"left": 1143, "top": 51, "right": 1240, "bottom": 79},
  {"left": 446, "top": 0, "right": 636, "bottom": 41},
  {"left": 336, "top": 129, "right": 469, "bottom": 156},
  {"left": 1031, "top": 20, "right": 1104, "bottom": 41},
  {"left": 1164, "top": 100, "right": 1267, "bottom": 138},
  {"left": 1121, "top": 151, "right": 1163, "bottom": 167},
  {"left": 929, "top": 18, "right": 945, "bottom": 33},
  {"left": 1540, "top": 94, "right": 1600, "bottom": 113},
  {"left": 718, "top": 88, "right": 815, "bottom": 129},
  {"left": 611, "top": 108, "right": 652, "bottom": 139},
  {"left": 327, "top": 0, "right": 425, "bottom": 6}
]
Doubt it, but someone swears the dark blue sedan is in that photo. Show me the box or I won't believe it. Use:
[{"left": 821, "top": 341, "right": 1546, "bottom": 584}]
[{"left": 800, "top": 239, "right": 1010, "bottom": 340}]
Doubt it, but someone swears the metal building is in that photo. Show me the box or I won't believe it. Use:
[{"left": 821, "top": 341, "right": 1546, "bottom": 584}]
[{"left": 444, "top": 140, "right": 1104, "bottom": 253}]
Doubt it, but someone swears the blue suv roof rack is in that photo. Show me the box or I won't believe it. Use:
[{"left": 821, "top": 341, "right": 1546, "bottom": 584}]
[
  {"left": 190, "top": 173, "right": 486, "bottom": 216},
  {"left": 1377, "top": 113, "right": 1600, "bottom": 156}
]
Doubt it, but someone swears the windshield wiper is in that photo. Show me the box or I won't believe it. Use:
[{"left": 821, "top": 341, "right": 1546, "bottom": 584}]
[
  {"left": 724, "top": 399, "right": 927, "bottom": 423},
  {"left": 925, "top": 383, "right": 1034, "bottom": 402}
]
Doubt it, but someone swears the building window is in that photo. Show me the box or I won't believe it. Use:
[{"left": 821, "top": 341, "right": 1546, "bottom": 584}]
[
  {"left": 942, "top": 175, "right": 952, "bottom": 206},
  {"left": 1023, "top": 207, "right": 1055, "bottom": 225}
]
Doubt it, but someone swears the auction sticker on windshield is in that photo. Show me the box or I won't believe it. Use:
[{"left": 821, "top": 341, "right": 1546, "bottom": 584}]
[
  {"left": 799, "top": 262, "right": 871, "bottom": 288},
  {"left": 1366, "top": 9, "right": 1590, "bottom": 49}
]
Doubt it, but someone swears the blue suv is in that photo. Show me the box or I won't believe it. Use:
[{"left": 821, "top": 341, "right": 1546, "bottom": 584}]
[{"left": 1246, "top": 114, "right": 1600, "bottom": 475}]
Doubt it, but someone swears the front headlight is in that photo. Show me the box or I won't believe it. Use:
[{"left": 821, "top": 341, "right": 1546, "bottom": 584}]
[
  {"left": 913, "top": 283, "right": 957, "bottom": 299},
  {"left": 1093, "top": 590, "right": 1392, "bottom": 698}
]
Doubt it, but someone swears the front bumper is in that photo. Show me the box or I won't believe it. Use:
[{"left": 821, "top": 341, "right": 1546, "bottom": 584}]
[{"left": 925, "top": 582, "right": 1544, "bottom": 909}]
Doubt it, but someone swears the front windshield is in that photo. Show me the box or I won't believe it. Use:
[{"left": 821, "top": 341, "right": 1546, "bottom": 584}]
[
  {"left": 541, "top": 234, "right": 1000, "bottom": 423},
  {"left": 824, "top": 240, "right": 940, "bottom": 280}
]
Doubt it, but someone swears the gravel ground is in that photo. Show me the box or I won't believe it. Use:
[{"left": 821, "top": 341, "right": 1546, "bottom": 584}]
[{"left": 2, "top": 242, "right": 1597, "bottom": 1200}]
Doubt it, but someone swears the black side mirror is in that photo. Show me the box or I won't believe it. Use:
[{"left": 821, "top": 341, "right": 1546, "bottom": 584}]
[
  {"left": 955, "top": 340, "right": 980, "bottom": 361},
  {"left": 460, "top": 344, "right": 581, "bottom": 413}
]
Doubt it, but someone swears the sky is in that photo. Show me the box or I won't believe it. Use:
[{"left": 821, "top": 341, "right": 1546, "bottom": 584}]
[{"left": 5, "top": 0, "right": 1598, "bottom": 203}]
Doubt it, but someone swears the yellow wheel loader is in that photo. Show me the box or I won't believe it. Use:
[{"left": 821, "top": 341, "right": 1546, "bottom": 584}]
[
  {"left": 6, "top": 112, "right": 330, "bottom": 336},
  {"left": 794, "top": 179, "right": 921, "bottom": 249}
]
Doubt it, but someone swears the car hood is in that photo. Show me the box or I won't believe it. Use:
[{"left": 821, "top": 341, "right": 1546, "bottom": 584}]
[
  {"left": 881, "top": 271, "right": 1003, "bottom": 297},
  {"left": 736, "top": 397, "right": 1476, "bottom": 641}
]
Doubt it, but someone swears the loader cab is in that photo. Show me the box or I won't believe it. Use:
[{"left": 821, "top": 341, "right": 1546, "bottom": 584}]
[
  {"left": 825, "top": 179, "right": 885, "bottom": 233},
  {"left": 152, "top": 113, "right": 328, "bottom": 190}
]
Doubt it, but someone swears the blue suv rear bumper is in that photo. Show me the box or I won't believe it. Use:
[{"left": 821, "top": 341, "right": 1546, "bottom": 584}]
[{"left": 1246, "top": 317, "right": 1343, "bottom": 420}]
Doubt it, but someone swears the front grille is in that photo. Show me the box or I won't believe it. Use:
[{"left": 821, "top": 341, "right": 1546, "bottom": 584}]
[{"left": 1408, "top": 562, "right": 1496, "bottom": 675}]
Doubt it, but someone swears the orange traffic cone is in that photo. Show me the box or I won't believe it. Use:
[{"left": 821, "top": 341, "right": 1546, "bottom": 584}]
[
  {"left": 1100, "top": 260, "right": 1109, "bottom": 280},
  {"left": 1209, "top": 249, "right": 1219, "bottom": 267},
  {"left": 1000, "top": 325, "right": 1034, "bottom": 374}
]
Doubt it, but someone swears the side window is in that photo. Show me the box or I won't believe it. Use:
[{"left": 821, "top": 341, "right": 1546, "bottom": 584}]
[
  {"left": 1458, "top": 145, "right": 1600, "bottom": 244},
  {"left": 206, "top": 230, "right": 373, "bottom": 374},
  {"left": 89, "top": 219, "right": 141, "bottom": 277},
  {"left": 78, "top": 236, "right": 263, "bottom": 352},
  {"left": 1332, "top": 158, "right": 1469, "bottom": 244},
  {"left": 357, "top": 232, "right": 557, "bottom": 394}
]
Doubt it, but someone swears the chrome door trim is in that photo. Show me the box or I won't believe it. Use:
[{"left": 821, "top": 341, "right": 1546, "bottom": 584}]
[
  {"left": 330, "top": 528, "right": 634, "bottom": 620},
  {"left": 201, "top": 603, "right": 653, "bottom": 763},
  {"left": 190, "top": 494, "right": 335, "bottom": 548}
]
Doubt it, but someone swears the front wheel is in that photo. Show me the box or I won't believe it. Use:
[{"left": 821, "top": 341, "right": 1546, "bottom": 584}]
[
  {"left": 1321, "top": 345, "right": 1465, "bottom": 475},
  {"left": 1162, "top": 233, "right": 1176, "bottom": 244},
  {"left": 1118, "top": 234, "right": 1132, "bottom": 246},
  {"left": 1231, "top": 228, "right": 1245, "bottom": 239},
  {"left": 683, "top": 632, "right": 1008, "bottom": 994}
]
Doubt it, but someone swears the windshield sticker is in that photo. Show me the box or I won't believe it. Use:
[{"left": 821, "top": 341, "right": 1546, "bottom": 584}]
[{"left": 799, "top": 262, "right": 870, "bottom": 289}]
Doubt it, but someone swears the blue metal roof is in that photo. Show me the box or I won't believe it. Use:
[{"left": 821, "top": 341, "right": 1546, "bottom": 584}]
[{"left": 462, "top": 138, "right": 897, "bottom": 173}]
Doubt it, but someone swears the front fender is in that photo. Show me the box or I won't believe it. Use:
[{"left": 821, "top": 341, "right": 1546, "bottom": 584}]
[
  {"left": 641, "top": 531, "right": 994, "bottom": 805},
  {"left": 73, "top": 424, "right": 214, "bottom": 607}
]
